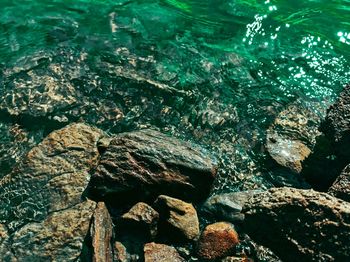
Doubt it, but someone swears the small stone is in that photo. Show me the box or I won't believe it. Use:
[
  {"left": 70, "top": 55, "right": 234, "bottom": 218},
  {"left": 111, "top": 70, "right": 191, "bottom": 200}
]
[
  {"left": 221, "top": 256, "right": 252, "bottom": 262},
  {"left": 121, "top": 202, "right": 159, "bottom": 238},
  {"left": 198, "top": 222, "right": 239, "bottom": 260},
  {"left": 144, "top": 242, "right": 185, "bottom": 262},
  {"left": 113, "top": 242, "right": 128, "bottom": 262},
  {"left": 154, "top": 195, "right": 199, "bottom": 241}
]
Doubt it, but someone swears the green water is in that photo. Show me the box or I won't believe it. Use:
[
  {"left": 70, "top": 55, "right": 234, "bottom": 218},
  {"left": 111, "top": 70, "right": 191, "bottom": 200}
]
[{"left": 0, "top": 0, "right": 350, "bottom": 191}]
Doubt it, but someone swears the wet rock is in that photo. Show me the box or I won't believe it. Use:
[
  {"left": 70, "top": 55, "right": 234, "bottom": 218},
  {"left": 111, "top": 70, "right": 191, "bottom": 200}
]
[
  {"left": 154, "top": 195, "right": 199, "bottom": 241},
  {"left": 266, "top": 102, "right": 323, "bottom": 175},
  {"left": 221, "top": 256, "right": 252, "bottom": 262},
  {"left": 144, "top": 242, "right": 185, "bottom": 262},
  {"left": 328, "top": 164, "right": 350, "bottom": 201},
  {"left": 120, "top": 202, "right": 159, "bottom": 238},
  {"left": 202, "top": 190, "right": 262, "bottom": 223},
  {"left": 91, "top": 202, "right": 113, "bottom": 262},
  {"left": 197, "top": 222, "right": 239, "bottom": 260},
  {"left": 0, "top": 224, "right": 13, "bottom": 261},
  {"left": 0, "top": 123, "right": 105, "bottom": 260},
  {"left": 90, "top": 129, "right": 217, "bottom": 202},
  {"left": 113, "top": 241, "right": 129, "bottom": 262},
  {"left": 242, "top": 187, "right": 350, "bottom": 262}
]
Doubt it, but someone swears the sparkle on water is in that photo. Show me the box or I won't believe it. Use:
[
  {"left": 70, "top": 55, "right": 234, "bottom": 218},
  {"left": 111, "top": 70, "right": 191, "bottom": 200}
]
[{"left": 0, "top": 0, "right": 349, "bottom": 192}]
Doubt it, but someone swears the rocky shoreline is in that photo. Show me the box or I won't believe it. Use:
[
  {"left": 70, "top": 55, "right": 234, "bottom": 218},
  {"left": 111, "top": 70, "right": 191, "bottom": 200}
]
[{"left": 1, "top": 68, "right": 350, "bottom": 262}]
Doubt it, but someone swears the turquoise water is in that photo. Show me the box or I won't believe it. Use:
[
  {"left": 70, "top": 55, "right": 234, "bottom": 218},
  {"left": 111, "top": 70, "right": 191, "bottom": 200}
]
[{"left": 0, "top": 0, "right": 350, "bottom": 191}]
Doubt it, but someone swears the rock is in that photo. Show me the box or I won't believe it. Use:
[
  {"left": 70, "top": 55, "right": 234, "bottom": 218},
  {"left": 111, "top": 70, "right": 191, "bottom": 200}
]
[
  {"left": 328, "top": 164, "right": 350, "bottom": 201},
  {"left": 154, "top": 195, "right": 200, "bottom": 241},
  {"left": 197, "top": 222, "right": 239, "bottom": 260},
  {"left": 113, "top": 242, "right": 129, "bottom": 262},
  {"left": 120, "top": 202, "right": 159, "bottom": 238},
  {"left": 0, "top": 123, "right": 105, "bottom": 260},
  {"left": 202, "top": 190, "right": 262, "bottom": 223},
  {"left": 242, "top": 187, "right": 350, "bottom": 261},
  {"left": 144, "top": 242, "right": 185, "bottom": 262},
  {"left": 221, "top": 256, "right": 252, "bottom": 262},
  {"left": 12, "top": 200, "right": 97, "bottom": 261},
  {"left": 91, "top": 202, "right": 113, "bottom": 262},
  {"left": 90, "top": 129, "right": 217, "bottom": 202},
  {"left": 0, "top": 224, "right": 13, "bottom": 261}
]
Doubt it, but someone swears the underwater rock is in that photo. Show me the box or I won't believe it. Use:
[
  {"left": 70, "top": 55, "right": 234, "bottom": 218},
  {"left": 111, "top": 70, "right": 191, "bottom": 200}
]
[
  {"left": 197, "top": 222, "right": 239, "bottom": 260},
  {"left": 154, "top": 195, "right": 199, "bottom": 241},
  {"left": 91, "top": 202, "right": 113, "bottom": 262},
  {"left": 120, "top": 202, "right": 159, "bottom": 239},
  {"left": 328, "top": 164, "right": 350, "bottom": 201},
  {"left": 242, "top": 187, "right": 350, "bottom": 262},
  {"left": 113, "top": 241, "right": 129, "bottom": 262},
  {"left": 144, "top": 242, "right": 185, "bottom": 262},
  {"left": 0, "top": 123, "right": 105, "bottom": 260},
  {"left": 90, "top": 129, "right": 217, "bottom": 202}
]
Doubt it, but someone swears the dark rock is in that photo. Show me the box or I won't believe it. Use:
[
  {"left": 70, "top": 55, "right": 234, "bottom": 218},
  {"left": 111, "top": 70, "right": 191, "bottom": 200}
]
[
  {"left": 197, "top": 222, "right": 239, "bottom": 260},
  {"left": 0, "top": 123, "right": 105, "bottom": 260},
  {"left": 144, "top": 242, "right": 185, "bottom": 262},
  {"left": 90, "top": 129, "right": 217, "bottom": 202},
  {"left": 91, "top": 202, "right": 113, "bottom": 262},
  {"left": 242, "top": 187, "right": 350, "bottom": 262},
  {"left": 120, "top": 202, "right": 159, "bottom": 238},
  {"left": 202, "top": 190, "right": 262, "bottom": 223},
  {"left": 328, "top": 164, "right": 350, "bottom": 201},
  {"left": 154, "top": 195, "right": 199, "bottom": 241}
]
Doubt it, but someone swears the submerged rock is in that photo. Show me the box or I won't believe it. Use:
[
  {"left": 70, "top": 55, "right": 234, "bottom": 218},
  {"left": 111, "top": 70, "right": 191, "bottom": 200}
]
[
  {"left": 154, "top": 195, "right": 199, "bottom": 241},
  {"left": 328, "top": 164, "right": 350, "bottom": 201},
  {"left": 197, "top": 222, "right": 239, "bottom": 260},
  {"left": 144, "top": 242, "right": 185, "bottom": 262},
  {"left": 242, "top": 187, "right": 350, "bottom": 262},
  {"left": 90, "top": 129, "right": 217, "bottom": 202}
]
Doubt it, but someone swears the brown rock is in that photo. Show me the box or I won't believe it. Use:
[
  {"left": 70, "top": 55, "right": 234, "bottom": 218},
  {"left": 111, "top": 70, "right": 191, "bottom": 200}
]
[
  {"left": 242, "top": 187, "right": 350, "bottom": 261},
  {"left": 91, "top": 202, "right": 113, "bottom": 262},
  {"left": 198, "top": 222, "right": 239, "bottom": 260},
  {"left": 328, "top": 164, "right": 350, "bottom": 201},
  {"left": 121, "top": 202, "right": 159, "bottom": 238},
  {"left": 144, "top": 242, "right": 184, "bottom": 262},
  {"left": 90, "top": 129, "right": 217, "bottom": 202},
  {"left": 113, "top": 241, "right": 128, "bottom": 262},
  {"left": 155, "top": 195, "right": 199, "bottom": 241},
  {"left": 221, "top": 256, "right": 252, "bottom": 262}
]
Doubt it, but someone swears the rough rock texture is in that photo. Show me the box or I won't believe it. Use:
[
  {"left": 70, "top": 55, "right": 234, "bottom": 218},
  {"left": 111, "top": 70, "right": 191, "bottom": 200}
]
[
  {"left": 202, "top": 190, "right": 262, "bottom": 223},
  {"left": 0, "top": 123, "right": 105, "bottom": 260},
  {"left": 91, "top": 202, "right": 113, "bottom": 262},
  {"left": 328, "top": 164, "right": 350, "bottom": 201},
  {"left": 155, "top": 195, "right": 199, "bottom": 241},
  {"left": 197, "top": 222, "right": 239, "bottom": 260},
  {"left": 144, "top": 242, "right": 185, "bottom": 262},
  {"left": 91, "top": 129, "right": 217, "bottom": 202},
  {"left": 221, "top": 257, "right": 252, "bottom": 262},
  {"left": 113, "top": 242, "right": 129, "bottom": 262},
  {"left": 242, "top": 187, "right": 350, "bottom": 262},
  {"left": 266, "top": 102, "right": 323, "bottom": 175},
  {"left": 121, "top": 202, "right": 159, "bottom": 238}
]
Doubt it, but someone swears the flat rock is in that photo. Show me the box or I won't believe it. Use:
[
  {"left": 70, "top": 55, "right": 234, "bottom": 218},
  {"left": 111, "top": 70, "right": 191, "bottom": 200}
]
[
  {"left": 242, "top": 187, "right": 350, "bottom": 262},
  {"left": 90, "top": 129, "right": 217, "bottom": 202},
  {"left": 155, "top": 195, "right": 199, "bottom": 241},
  {"left": 328, "top": 164, "right": 350, "bottom": 201},
  {"left": 144, "top": 242, "right": 184, "bottom": 262},
  {"left": 197, "top": 222, "right": 239, "bottom": 260},
  {"left": 121, "top": 202, "right": 159, "bottom": 238},
  {"left": 91, "top": 202, "right": 113, "bottom": 262}
]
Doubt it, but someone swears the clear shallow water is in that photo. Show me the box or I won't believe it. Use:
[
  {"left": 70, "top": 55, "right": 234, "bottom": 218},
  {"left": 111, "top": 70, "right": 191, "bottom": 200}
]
[{"left": 0, "top": 0, "right": 349, "bottom": 192}]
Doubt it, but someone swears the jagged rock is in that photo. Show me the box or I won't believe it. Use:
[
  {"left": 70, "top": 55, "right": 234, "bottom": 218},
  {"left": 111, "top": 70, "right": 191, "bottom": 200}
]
[
  {"left": 144, "top": 242, "right": 185, "bottom": 262},
  {"left": 202, "top": 190, "right": 262, "bottom": 223},
  {"left": 197, "top": 222, "right": 239, "bottom": 260},
  {"left": 91, "top": 202, "right": 113, "bottom": 262},
  {"left": 0, "top": 123, "right": 105, "bottom": 260},
  {"left": 266, "top": 102, "right": 323, "bottom": 176},
  {"left": 221, "top": 257, "right": 252, "bottom": 262},
  {"left": 242, "top": 187, "right": 350, "bottom": 262},
  {"left": 90, "top": 129, "right": 217, "bottom": 202},
  {"left": 328, "top": 164, "right": 350, "bottom": 201},
  {"left": 155, "top": 195, "right": 199, "bottom": 241},
  {"left": 120, "top": 202, "right": 159, "bottom": 238},
  {"left": 113, "top": 242, "right": 129, "bottom": 262}
]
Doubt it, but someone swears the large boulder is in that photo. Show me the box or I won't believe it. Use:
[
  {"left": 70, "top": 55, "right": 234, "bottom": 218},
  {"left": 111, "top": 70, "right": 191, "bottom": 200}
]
[
  {"left": 0, "top": 123, "right": 105, "bottom": 260},
  {"left": 242, "top": 187, "right": 350, "bottom": 262},
  {"left": 90, "top": 129, "right": 217, "bottom": 202},
  {"left": 328, "top": 164, "right": 350, "bottom": 201}
]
